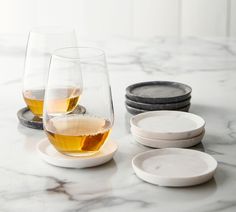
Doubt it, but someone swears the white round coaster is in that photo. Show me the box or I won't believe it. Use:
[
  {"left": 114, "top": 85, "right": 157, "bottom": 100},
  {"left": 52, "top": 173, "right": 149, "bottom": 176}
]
[
  {"left": 131, "top": 128, "right": 205, "bottom": 148},
  {"left": 37, "top": 138, "right": 118, "bottom": 168},
  {"left": 130, "top": 111, "right": 205, "bottom": 140},
  {"left": 132, "top": 148, "right": 217, "bottom": 187}
]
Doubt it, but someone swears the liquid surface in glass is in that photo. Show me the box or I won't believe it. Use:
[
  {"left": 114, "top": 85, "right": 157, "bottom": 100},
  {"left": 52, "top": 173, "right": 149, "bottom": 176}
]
[
  {"left": 45, "top": 114, "right": 111, "bottom": 155},
  {"left": 23, "top": 88, "right": 80, "bottom": 117}
]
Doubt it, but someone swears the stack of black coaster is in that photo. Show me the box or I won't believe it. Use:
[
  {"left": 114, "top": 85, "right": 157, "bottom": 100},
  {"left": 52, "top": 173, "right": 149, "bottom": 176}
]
[{"left": 125, "top": 81, "right": 192, "bottom": 115}]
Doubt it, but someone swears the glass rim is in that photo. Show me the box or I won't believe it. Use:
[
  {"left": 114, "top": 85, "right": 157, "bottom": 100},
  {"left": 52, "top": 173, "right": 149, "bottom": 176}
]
[
  {"left": 52, "top": 47, "right": 105, "bottom": 60},
  {"left": 29, "top": 26, "right": 76, "bottom": 35}
]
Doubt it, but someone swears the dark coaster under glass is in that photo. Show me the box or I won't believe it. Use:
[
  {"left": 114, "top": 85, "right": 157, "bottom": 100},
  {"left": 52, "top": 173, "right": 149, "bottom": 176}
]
[{"left": 17, "top": 105, "right": 86, "bottom": 130}]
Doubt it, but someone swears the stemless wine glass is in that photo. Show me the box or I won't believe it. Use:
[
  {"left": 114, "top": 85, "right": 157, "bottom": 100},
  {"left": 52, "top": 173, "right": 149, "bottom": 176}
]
[
  {"left": 23, "top": 26, "right": 77, "bottom": 117},
  {"left": 43, "top": 47, "right": 114, "bottom": 156}
]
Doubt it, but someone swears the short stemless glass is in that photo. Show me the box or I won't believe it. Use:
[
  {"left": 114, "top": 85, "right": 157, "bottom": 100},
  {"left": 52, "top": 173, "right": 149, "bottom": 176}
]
[
  {"left": 23, "top": 26, "right": 77, "bottom": 117},
  {"left": 43, "top": 47, "right": 114, "bottom": 156}
]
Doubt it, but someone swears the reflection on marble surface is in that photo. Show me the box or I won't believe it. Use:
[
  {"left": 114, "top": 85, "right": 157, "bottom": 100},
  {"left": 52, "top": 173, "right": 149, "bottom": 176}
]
[{"left": 0, "top": 35, "right": 236, "bottom": 211}]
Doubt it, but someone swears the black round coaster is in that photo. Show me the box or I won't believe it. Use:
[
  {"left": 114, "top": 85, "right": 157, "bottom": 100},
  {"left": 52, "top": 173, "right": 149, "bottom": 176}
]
[
  {"left": 125, "top": 104, "right": 191, "bottom": 115},
  {"left": 126, "top": 81, "right": 192, "bottom": 104},
  {"left": 17, "top": 105, "right": 86, "bottom": 130},
  {"left": 125, "top": 95, "right": 191, "bottom": 110}
]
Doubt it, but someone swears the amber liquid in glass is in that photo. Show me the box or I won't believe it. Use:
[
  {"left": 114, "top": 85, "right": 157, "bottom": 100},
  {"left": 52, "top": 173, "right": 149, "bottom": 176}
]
[
  {"left": 45, "top": 115, "right": 111, "bottom": 156},
  {"left": 23, "top": 88, "right": 80, "bottom": 117}
]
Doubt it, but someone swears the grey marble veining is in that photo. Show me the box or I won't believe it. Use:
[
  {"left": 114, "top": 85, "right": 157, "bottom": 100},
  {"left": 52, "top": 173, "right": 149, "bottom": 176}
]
[{"left": 0, "top": 35, "right": 236, "bottom": 211}]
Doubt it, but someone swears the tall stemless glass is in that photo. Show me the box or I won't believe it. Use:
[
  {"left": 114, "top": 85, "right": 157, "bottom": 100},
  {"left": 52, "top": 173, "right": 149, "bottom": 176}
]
[
  {"left": 43, "top": 47, "right": 114, "bottom": 156},
  {"left": 23, "top": 26, "right": 77, "bottom": 117}
]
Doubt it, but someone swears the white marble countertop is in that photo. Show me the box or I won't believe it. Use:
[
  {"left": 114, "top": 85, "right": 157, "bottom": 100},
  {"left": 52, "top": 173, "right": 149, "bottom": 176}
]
[{"left": 1, "top": 35, "right": 236, "bottom": 212}]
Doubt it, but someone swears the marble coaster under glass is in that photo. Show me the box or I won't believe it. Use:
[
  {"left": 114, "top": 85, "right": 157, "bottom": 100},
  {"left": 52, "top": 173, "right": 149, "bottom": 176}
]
[
  {"left": 17, "top": 105, "right": 86, "bottom": 130},
  {"left": 37, "top": 138, "right": 118, "bottom": 168},
  {"left": 132, "top": 148, "right": 217, "bottom": 187}
]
